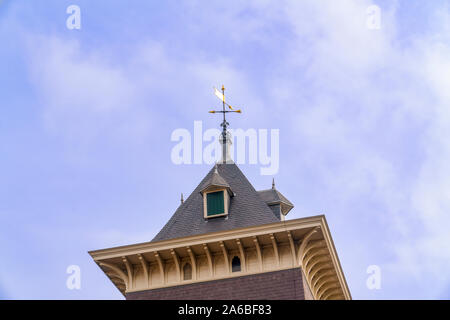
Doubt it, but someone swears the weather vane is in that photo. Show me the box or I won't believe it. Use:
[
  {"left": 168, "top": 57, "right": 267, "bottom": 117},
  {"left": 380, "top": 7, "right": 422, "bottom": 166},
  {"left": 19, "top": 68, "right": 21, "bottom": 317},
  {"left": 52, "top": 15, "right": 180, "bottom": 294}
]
[{"left": 209, "top": 85, "right": 242, "bottom": 163}]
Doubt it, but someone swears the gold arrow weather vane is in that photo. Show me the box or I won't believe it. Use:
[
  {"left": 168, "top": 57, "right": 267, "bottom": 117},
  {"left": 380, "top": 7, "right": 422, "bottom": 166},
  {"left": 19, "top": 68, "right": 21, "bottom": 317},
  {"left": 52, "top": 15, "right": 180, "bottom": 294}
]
[
  {"left": 209, "top": 85, "right": 242, "bottom": 164},
  {"left": 209, "top": 85, "right": 242, "bottom": 115}
]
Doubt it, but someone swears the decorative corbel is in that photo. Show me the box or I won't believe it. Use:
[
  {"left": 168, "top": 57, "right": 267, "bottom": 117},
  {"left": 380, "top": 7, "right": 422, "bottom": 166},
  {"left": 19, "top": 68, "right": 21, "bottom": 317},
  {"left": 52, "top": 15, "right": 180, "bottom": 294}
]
[
  {"left": 297, "top": 226, "right": 320, "bottom": 266},
  {"left": 170, "top": 249, "right": 181, "bottom": 281},
  {"left": 98, "top": 261, "right": 129, "bottom": 291},
  {"left": 219, "top": 241, "right": 230, "bottom": 274},
  {"left": 153, "top": 251, "right": 165, "bottom": 284},
  {"left": 253, "top": 236, "right": 263, "bottom": 271},
  {"left": 286, "top": 231, "right": 297, "bottom": 266},
  {"left": 121, "top": 256, "right": 133, "bottom": 290},
  {"left": 235, "top": 238, "right": 246, "bottom": 272},
  {"left": 203, "top": 243, "right": 214, "bottom": 277},
  {"left": 270, "top": 233, "right": 280, "bottom": 266},
  {"left": 186, "top": 246, "right": 197, "bottom": 280},
  {"left": 137, "top": 253, "right": 149, "bottom": 287}
]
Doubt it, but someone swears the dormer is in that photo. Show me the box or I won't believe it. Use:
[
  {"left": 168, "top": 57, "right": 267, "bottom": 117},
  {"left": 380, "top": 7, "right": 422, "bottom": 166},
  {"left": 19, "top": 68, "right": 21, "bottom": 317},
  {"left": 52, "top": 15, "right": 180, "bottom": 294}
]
[
  {"left": 199, "top": 165, "right": 233, "bottom": 218},
  {"left": 258, "top": 179, "right": 294, "bottom": 221}
]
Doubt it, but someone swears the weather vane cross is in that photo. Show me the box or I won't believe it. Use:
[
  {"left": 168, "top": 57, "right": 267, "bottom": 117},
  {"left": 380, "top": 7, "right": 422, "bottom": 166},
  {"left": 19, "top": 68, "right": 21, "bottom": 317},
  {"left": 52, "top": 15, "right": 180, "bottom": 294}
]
[{"left": 209, "top": 85, "right": 242, "bottom": 164}]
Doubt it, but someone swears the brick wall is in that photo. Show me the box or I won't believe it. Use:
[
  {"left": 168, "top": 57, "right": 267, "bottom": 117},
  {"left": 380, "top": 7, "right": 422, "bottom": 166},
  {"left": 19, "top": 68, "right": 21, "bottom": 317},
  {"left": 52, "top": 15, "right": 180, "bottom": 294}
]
[
  {"left": 302, "top": 269, "right": 314, "bottom": 300},
  {"left": 126, "top": 268, "right": 305, "bottom": 300}
]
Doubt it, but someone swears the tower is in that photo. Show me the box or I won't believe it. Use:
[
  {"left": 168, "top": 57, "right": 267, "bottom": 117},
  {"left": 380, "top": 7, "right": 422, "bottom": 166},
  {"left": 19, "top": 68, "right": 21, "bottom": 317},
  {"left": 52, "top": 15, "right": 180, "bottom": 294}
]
[{"left": 89, "top": 88, "right": 351, "bottom": 300}]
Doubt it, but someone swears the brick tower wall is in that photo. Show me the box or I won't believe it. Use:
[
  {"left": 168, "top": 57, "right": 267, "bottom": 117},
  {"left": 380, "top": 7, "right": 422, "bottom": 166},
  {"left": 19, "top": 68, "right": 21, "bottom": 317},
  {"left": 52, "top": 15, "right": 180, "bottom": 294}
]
[{"left": 126, "top": 268, "right": 306, "bottom": 300}]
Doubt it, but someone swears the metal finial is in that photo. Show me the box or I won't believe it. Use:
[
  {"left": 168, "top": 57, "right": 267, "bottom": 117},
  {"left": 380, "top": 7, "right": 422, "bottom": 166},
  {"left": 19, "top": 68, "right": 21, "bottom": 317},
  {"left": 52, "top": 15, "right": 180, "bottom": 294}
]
[
  {"left": 181, "top": 193, "right": 184, "bottom": 204},
  {"left": 272, "top": 178, "right": 275, "bottom": 189}
]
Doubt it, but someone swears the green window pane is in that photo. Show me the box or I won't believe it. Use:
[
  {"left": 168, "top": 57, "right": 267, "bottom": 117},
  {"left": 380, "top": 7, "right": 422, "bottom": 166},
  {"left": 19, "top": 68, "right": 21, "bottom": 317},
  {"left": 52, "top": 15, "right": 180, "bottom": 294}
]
[{"left": 207, "top": 191, "right": 225, "bottom": 216}]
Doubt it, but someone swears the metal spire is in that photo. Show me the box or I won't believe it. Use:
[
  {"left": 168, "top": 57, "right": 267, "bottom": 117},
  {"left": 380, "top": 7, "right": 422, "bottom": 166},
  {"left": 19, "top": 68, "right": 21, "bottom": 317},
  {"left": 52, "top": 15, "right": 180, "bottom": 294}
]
[
  {"left": 209, "top": 85, "right": 242, "bottom": 164},
  {"left": 180, "top": 193, "right": 184, "bottom": 204},
  {"left": 272, "top": 178, "right": 275, "bottom": 190}
]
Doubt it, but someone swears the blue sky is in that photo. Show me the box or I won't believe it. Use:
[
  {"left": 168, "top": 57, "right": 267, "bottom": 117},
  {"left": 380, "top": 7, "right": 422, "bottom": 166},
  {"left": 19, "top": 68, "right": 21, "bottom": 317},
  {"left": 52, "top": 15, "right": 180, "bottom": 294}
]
[{"left": 1, "top": 0, "right": 450, "bottom": 299}]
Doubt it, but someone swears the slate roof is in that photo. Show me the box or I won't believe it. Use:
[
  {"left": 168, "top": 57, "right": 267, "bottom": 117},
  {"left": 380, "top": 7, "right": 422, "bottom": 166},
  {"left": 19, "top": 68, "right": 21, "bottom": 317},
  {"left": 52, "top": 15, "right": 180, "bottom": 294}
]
[
  {"left": 258, "top": 188, "right": 294, "bottom": 215},
  {"left": 258, "top": 189, "right": 294, "bottom": 207},
  {"left": 152, "top": 163, "right": 280, "bottom": 242},
  {"left": 198, "top": 165, "right": 231, "bottom": 193}
]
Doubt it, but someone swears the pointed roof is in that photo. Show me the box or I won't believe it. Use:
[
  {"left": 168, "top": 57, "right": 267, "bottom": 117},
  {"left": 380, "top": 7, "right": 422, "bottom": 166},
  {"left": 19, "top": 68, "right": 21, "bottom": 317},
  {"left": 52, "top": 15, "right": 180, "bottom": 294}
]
[
  {"left": 258, "top": 188, "right": 294, "bottom": 216},
  {"left": 198, "top": 165, "right": 231, "bottom": 193},
  {"left": 152, "top": 163, "right": 279, "bottom": 242}
]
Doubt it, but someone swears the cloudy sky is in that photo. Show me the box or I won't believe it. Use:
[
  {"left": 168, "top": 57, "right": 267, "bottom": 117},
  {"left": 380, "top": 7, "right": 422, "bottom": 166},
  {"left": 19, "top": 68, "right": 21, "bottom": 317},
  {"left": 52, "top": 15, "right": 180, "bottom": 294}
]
[{"left": 1, "top": 0, "right": 450, "bottom": 299}]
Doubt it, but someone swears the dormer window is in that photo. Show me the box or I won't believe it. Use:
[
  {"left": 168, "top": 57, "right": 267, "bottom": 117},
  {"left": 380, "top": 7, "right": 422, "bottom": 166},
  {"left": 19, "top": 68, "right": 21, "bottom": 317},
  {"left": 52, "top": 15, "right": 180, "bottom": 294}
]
[
  {"left": 206, "top": 190, "right": 225, "bottom": 216},
  {"left": 257, "top": 179, "right": 294, "bottom": 221},
  {"left": 199, "top": 165, "right": 233, "bottom": 219},
  {"left": 203, "top": 188, "right": 230, "bottom": 218}
]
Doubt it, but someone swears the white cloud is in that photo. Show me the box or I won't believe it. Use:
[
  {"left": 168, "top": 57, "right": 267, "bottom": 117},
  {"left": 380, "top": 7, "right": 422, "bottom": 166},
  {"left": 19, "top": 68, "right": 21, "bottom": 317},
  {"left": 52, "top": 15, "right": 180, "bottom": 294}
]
[
  {"left": 183, "top": 0, "right": 450, "bottom": 298},
  {"left": 269, "top": 1, "right": 450, "bottom": 298},
  {"left": 24, "top": 35, "right": 256, "bottom": 146},
  {"left": 25, "top": 36, "right": 154, "bottom": 147}
]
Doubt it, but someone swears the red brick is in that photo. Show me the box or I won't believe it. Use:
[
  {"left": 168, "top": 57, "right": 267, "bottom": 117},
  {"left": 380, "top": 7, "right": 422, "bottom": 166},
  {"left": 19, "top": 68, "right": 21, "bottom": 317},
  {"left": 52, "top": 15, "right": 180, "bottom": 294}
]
[{"left": 126, "top": 268, "right": 305, "bottom": 300}]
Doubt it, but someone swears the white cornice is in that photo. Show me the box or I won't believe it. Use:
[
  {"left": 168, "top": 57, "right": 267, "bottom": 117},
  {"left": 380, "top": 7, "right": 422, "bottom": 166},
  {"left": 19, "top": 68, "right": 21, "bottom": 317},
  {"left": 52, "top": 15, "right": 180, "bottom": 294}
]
[
  {"left": 89, "top": 214, "right": 351, "bottom": 300},
  {"left": 89, "top": 215, "right": 325, "bottom": 260}
]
